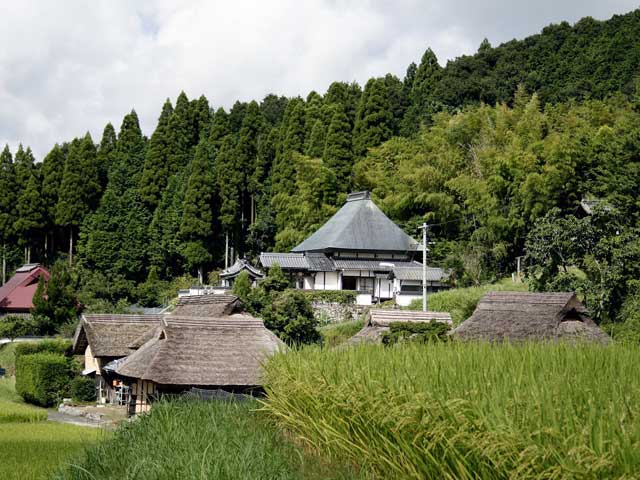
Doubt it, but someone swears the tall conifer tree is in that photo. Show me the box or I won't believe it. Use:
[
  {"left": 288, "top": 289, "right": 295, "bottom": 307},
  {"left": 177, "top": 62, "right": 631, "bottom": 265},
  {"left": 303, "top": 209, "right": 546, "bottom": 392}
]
[
  {"left": 0, "top": 146, "right": 15, "bottom": 283},
  {"left": 140, "top": 99, "right": 174, "bottom": 210},
  {"left": 14, "top": 170, "right": 45, "bottom": 263},
  {"left": 323, "top": 104, "right": 353, "bottom": 187},
  {"left": 353, "top": 78, "right": 394, "bottom": 156},
  {"left": 97, "top": 123, "right": 117, "bottom": 190}
]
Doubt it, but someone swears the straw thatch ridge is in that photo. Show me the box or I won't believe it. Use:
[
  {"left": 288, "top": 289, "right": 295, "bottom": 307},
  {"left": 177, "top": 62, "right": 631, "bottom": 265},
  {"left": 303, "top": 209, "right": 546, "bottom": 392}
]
[
  {"left": 346, "top": 309, "right": 452, "bottom": 346},
  {"left": 73, "top": 314, "right": 161, "bottom": 357},
  {"left": 170, "top": 294, "right": 242, "bottom": 317},
  {"left": 115, "top": 315, "right": 285, "bottom": 386},
  {"left": 452, "top": 291, "right": 610, "bottom": 343}
]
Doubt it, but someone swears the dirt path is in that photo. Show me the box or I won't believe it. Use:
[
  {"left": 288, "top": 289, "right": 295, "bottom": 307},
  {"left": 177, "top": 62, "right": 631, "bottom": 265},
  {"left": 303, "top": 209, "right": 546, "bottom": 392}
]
[{"left": 47, "top": 410, "right": 106, "bottom": 428}]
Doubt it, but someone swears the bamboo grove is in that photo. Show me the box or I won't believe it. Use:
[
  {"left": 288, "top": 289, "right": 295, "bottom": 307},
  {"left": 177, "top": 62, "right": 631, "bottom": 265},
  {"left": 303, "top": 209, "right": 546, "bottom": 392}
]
[{"left": 0, "top": 10, "right": 639, "bottom": 317}]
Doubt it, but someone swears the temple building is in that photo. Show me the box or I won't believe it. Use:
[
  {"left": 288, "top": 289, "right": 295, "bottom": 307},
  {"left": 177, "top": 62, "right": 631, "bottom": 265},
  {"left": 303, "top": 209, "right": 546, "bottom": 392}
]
[{"left": 260, "top": 191, "right": 449, "bottom": 306}]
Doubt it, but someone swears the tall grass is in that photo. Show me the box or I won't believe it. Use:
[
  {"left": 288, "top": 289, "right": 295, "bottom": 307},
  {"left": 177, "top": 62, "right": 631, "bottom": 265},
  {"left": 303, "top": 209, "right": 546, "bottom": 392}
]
[
  {"left": 0, "top": 342, "right": 18, "bottom": 375},
  {"left": 0, "top": 378, "right": 47, "bottom": 423},
  {"left": 320, "top": 319, "right": 364, "bottom": 347},
  {"left": 56, "top": 398, "right": 360, "bottom": 480},
  {"left": 263, "top": 342, "right": 640, "bottom": 479}
]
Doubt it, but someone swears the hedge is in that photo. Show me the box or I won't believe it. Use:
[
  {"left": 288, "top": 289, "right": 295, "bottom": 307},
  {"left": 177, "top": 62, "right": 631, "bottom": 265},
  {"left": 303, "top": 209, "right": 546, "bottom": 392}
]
[
  {"left": 15, "top": 339, "right": 71, "bottom": 358},
  {"left": 299, "top": 290, "right": 357, "bottom": 305},
  {"left": 381, "top": 321, "right": 451, "bottom": 345},
  {"left": 70, "top": 376, "right": 96, "bottom": 402},
  {"left": 15, "top": 353, "right": 74, "bottom": 407}
]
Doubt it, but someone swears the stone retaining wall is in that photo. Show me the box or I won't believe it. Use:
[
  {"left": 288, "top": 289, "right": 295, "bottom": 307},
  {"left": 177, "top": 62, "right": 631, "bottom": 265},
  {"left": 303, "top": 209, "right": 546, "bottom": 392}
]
[{"left": 311, "top": 302, "right": 369, "bottom": 324}]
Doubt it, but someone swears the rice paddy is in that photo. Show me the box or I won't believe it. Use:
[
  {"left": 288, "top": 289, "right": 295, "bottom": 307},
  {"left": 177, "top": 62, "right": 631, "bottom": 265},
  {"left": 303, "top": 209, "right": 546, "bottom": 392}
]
[{"left": 263, "top": 342, "right": 640, "bottom": 479}]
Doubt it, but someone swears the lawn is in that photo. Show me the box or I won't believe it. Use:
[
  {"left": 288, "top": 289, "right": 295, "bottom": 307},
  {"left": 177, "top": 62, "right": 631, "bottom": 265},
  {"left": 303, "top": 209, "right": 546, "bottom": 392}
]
[
  {"left": 0, "top": 377, "right": 103, "bottom": 480},
  {"left": 264, "top": 342, "right": 640, "bottom": 479},
  {"left": 56, "top": 398, "right": 360, "bottom": 480}
]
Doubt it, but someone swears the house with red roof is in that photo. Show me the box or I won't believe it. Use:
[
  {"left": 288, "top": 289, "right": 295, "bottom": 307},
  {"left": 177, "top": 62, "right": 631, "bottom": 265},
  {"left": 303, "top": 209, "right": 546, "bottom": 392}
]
[{"left": 0, "top": 264, "right": 50, "bottom": 317}]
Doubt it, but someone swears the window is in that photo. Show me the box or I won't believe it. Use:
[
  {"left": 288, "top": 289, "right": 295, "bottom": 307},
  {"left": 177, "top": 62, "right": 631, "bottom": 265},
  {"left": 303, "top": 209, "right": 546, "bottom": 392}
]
[
  {"left": 359, "top": 277, "right": 374, "bottom": 293},
  {"left": 342, "top": 276, "right": 357, "bottom": 291}
]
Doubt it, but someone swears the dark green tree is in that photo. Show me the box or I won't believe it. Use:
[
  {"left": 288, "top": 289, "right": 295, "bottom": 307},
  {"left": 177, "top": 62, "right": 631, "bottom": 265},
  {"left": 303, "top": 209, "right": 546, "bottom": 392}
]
[
  {"left": 353, "top": 78, "right": 394, "bottom": 156},
  {"left": 306, "top": 119, "right": 326, "bottom": 158},
  {"left": 166, "top": 92, "right": 194, "bottom": 171},
  {"left": 0, "top": 146, "right": 15, "bottom": 283},
  {"left": 323, "top": 103, "right": 353, "bottom": 186},
  {"left": 140, "top": 99, "right": 174, "bottom": 210},
  {"left": 14, "top": 170, "right": 45, "bottom": 263},
  {"left": 96, "top": 123, "right": 117, "bottom": 190},
  {"left": 40, "top": 144, "right": 66, "bottom": 255}
]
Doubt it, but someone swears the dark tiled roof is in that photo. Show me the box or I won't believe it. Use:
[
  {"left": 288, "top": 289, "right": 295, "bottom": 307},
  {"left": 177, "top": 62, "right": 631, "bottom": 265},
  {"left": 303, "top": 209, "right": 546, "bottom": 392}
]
[
  {"left": 452, "top": 292, "right": 610, "bottom": 344},
  {"left": 291, "top": 191, "right": 419, "bottom": 253},
  {"left": 305, "top": 253, "right": 336, "bottom": 271},
  {"left": 260, "top": 252, "right": 309, "bottom": 270},
  {"left": 391, "top": 266, "right": 449, "bottom": 282},
  {"left": 332, "top": 259, "right": 419, "bottom": 271},
  {"left": 220, "top": 259, "right": 264, "bottom": 279}
]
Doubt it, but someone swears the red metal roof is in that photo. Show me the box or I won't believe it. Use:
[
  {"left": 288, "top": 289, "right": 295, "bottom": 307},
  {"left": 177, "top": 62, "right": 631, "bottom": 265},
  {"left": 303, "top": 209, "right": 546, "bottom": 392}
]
[{"left": 0, "top": 264, "right": 50, "bottom": 312}]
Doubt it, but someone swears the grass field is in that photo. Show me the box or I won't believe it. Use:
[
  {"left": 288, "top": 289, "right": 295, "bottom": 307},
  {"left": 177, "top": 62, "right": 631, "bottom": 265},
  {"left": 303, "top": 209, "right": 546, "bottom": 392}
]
[
  {"left": 408, "top": 277, "right": 529, "bottom": 324},
  {"left": 56, "top": 398, "right": 360, "bottom": 480},
  {"left": 0, "top": 377, "right": 103, "bottom": 480},
  {"left": 263, "top": 342, "right": 640, "bottom": 479}
]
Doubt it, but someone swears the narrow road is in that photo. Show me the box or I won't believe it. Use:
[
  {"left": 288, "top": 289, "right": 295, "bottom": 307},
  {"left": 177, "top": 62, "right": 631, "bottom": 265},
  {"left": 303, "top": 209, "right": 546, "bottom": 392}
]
[{"left": 47, "top": 410, "right": 105, "bottom": 428}]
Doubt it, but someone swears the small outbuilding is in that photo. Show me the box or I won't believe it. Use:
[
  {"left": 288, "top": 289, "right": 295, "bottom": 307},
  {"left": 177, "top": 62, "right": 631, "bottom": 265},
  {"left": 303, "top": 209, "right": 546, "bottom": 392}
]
[
  {"left": 346, "top": 309, "right": 452, "bottom": 345},
  {"left": 114, "top": 315, "right": 285, "bottom": 413},
  {"left": 219, "top": 259, "right": 264, "bottom": 288},
  {"left": 0, "top": 264, "right": 50, "bottom": 317},
  {"left": 451, "top": 291, "right": 610, "bottom": 343}
]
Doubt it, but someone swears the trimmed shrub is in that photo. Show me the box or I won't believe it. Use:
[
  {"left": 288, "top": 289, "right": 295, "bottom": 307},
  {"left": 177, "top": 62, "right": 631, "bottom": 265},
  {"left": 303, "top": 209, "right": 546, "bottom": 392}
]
[
  {"left": 70, "top": 376, "right": 96, "bottom": 402},
  {"left": 381, "top": 321, "right": 450, "bottom": 345},
  {"left": 15, "top": 339, "right": 71, "bottom": 359},
  {"left": 299, "top": 290, "right": 357, "bottom": 305},
  {"left": 15, "top": 353, "right": 74, "bottom": 407}
]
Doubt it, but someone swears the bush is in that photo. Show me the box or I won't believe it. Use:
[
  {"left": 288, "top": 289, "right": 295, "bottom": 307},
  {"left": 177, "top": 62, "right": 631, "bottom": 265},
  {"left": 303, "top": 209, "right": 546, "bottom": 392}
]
[
  {"left": 299, "top": 290, "right": 356, "bottom": 305},
  {"left": 232, "top": 271, "right": 252, "bottom": 301},
  {"left": 262, "top": 290, "right": 320, "bottom": 345},
  {"left": 15, "top": 353, "right": 74, "bottom": 407},
  {"left": 0, "top": 316, "right": 37, "bottom": 340},
  {"left": 15, "top": 339, "right": 71, "bottom": 359},
  {"left": 381, "top": 321, "right": 450, "bottom": 345},
  {"left": 70, "top": 376, "right": 96, "bottom": 402}
]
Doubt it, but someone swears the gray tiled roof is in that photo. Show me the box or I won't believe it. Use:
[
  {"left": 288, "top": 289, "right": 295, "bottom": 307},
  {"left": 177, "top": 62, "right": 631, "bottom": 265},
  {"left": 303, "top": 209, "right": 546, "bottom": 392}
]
[
  {"left": 291, "top": 191, "right": 419, "bottom": 253},
  {"left": 260, "top": 253, "right": 309, "bottom": 270},
  {"left": 332, "top": 259, "right": 420, "bottom": 271},
  {"left": 220, "top": 259, "right": 264, "bottom": 279},
  {"left": 305, "top": 253, "right": 336, "bottom": 271},
  {"left": 391, "top": 266, "right": 449, "bottom": 282}
]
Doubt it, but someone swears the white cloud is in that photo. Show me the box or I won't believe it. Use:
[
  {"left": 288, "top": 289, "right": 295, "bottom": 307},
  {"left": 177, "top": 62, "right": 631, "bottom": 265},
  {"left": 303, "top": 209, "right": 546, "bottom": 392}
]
[{"left": 0, "top": 0, "right": 636, "bottom": 158}]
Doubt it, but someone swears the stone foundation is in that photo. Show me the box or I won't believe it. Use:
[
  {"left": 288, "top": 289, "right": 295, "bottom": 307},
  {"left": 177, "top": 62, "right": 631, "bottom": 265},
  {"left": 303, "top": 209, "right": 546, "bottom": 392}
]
[{"left": 311, "top": 302, "right": 369, "bottom": 325}]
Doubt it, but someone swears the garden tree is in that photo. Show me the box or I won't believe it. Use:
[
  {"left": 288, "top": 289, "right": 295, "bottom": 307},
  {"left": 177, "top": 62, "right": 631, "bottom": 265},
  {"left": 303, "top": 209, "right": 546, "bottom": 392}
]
[
  {"left": 0, "top": 315, "right": 37, "bottom": 340},
  {"left": 139, "top": 99, "right": 174, "bottom": 210},
  {"left": 261, "top": 290, "right": 320, "bottom": 345},
  {"left": 166, "top": 92, "right": 195, "bottom": 171},
  {"left": 56, "top": 136, "right": 98, "bottom": 265},
  {"left": 353, "top": 77, "right": 394, "bottom": 156},
  {"left": 323, "top": 103, "right": 353, "bottom": 186},
  {"left": 306, "top": 120, "right": 326, "bottom": 158},
  {"left": 96, "top": 123, "right": 117, "bottom": 190},
  {"left": 231, "top": 270, "right": 252, "bottom": 300},
  {"left": 31, "top": 262, "right": 78, "bottom": 335},
  {"left": 259, "top": 263, "right": 289, "bottom": 293},
  {"left": 402, "top": 48, "right": 443, "bottom": 134},
  {"left": 260, "top": 94, "right": 288, "bottom": 126},
  {"left": 14, "top": 170, "right": 45, "bottom": 263},
  {"left": 0, "top": 145, "right": 15, "bottom": 284},
  {"left": 179, "top": 139, "right": 216, "bottom": 283},
  {"left": 40, "top": 144, "right": 66, "bottom": 256}
]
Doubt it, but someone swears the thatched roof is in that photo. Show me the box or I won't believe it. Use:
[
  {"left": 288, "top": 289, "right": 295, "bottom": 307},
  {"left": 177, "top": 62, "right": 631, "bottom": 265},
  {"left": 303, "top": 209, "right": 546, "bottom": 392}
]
[
  {"left": 115, "top": 315, "right": 285, "bottom": 387},
  {"left": 73, "top": 314, "right": 161, "bottom": 357},
  {"left": 170, "top": 294, "right": 242, "bottom": 317},
  {"left": 451, "top": 291, "right": 611, "bottom": 343},
  {"left": 346, "top": 309, "right": 452, "bottom": 345}
]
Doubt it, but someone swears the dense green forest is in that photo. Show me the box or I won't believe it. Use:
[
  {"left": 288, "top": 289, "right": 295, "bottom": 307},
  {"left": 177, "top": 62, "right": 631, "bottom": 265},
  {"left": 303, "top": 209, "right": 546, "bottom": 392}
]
[{"left": 1, "top": 9, "right": 640, "bottom": 323}]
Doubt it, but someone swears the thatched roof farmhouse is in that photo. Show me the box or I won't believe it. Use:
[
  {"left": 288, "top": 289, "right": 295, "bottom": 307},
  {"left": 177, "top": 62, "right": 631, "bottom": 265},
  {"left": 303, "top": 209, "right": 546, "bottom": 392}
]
[
  {"left": 452, "top": 292, "right": 610, "bottom": 343},
  {"left": 347, "top": 309, "right": 452, "bottom": 345}
]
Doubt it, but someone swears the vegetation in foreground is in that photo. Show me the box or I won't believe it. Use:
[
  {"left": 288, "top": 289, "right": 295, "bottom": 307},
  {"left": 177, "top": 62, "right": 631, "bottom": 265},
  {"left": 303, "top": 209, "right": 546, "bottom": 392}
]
[
  {"left": 320, "top": 319, "right": 364, "bottom": 348},
  {"left": 57, "top": 398, "right": 360, "bottom": 480},
  {"left": 264, "top": 342, "right": 640, "bottom": 479},
  {"left": 0, "top": 377, "right": 102, "bottom": 480}
]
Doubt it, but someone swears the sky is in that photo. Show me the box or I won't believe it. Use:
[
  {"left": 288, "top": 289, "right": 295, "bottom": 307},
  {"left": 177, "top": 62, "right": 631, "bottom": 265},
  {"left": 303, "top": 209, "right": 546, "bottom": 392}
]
[{"left": 0, "top": 0, "right": 637, "bottom": 159}]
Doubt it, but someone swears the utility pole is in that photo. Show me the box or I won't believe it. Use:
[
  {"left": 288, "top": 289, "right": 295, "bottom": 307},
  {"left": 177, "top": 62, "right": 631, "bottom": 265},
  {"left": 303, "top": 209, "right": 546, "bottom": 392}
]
[{"left": 419, "top": 223, "right": 429, "bottom": 312}]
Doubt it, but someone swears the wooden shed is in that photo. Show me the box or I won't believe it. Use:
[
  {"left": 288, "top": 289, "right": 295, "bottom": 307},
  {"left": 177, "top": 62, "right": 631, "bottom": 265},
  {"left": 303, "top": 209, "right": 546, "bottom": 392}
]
[
  {"left": 451, "top": 292, "right": 610, "bottom": 343},
  {"left": 114, "top": 315, "right": 285, "bottom": 413},
  {"left": 346, "top": 309, "right": 452, "bottom": 345}
]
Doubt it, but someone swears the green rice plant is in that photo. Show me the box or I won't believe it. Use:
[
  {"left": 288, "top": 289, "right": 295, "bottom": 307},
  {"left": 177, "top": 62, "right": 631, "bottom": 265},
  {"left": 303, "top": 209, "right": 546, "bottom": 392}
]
[
  {"left": 263, "top": 342, "right": 640, "bottom": 479},
  {"left": 320, "top": 319, "right": 364, "bottom": 347},
  {"left": 56, "top": 398, "right": 361, "bottom": 480},
  {"left": 0, "top": 422, "right": 103, "bottom": 480}
]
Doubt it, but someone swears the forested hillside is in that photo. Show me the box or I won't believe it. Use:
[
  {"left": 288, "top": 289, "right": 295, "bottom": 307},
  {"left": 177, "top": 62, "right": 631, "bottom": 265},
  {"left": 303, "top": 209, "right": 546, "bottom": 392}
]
[{"left": 1, "top": 9, "right": 639, "bottom": 320}]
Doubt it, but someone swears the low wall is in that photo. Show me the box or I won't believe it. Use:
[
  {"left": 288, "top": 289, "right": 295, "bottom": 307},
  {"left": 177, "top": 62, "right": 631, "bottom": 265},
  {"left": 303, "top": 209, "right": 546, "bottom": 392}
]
[{"left": 311, "top": 302, "right": 369, "bottom": 324}]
